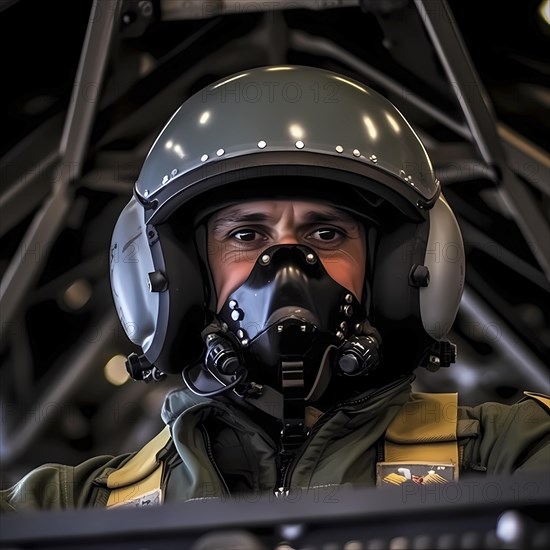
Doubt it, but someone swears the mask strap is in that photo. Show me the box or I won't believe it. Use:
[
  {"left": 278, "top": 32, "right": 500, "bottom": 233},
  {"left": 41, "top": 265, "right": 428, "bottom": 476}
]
[
  {"left": 365, "top": 226, "right": 378, "bottom": 316},
  {"left": 280, "top": 360, "right": 307, "bottom": 451},
  {"left": 305, "top": 345, "right": 336, "bottom": 402},
  {"left": 193, "top": 222, "right": 218, "bottom": 312}
]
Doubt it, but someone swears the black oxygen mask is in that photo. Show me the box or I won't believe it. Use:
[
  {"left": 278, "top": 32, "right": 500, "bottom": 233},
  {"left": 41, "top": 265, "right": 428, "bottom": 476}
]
[
  {"left": 183, "top": 244, "right": 382, "bottom": 422},
  {"left": 218, "top": 245, "right": 365, "bottom": 397}
]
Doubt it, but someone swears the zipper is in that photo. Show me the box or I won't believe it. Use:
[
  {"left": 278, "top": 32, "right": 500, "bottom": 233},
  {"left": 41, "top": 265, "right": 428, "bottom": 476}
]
[
  {"left": 274, "top": 376, "right": 411, "bottom": 495},
  {"left": 275, "top": 450, "right": 295, "bottom": 496},
  {"left": 201, "top": 426, "right": 231, "bottom": 496},
  {"left": 333, "top": 376, "right": 409, "bottom": 412}
]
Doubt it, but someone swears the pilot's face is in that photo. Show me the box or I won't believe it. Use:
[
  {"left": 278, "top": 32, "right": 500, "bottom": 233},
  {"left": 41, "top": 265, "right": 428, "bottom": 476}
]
[{"left": 207, "top": 200, "right": 366, "bottom": 312}]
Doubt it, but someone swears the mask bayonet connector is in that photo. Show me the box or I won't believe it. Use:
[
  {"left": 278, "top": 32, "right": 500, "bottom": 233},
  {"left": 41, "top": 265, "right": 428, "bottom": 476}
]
[{"left": 204, "top": 333, "right": 240, "bottom": 375}]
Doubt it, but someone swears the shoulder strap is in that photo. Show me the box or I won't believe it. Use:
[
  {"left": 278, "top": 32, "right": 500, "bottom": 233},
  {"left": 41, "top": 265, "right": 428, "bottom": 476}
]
[
  {"left": 522, "top": 391, "right": 550, "bottom": 412},
  {"left": 106, "top": 425, "right": 171, "bottom": 508},
  {"left": 384, "top": 392, "right": 459, "bottom": 466}
]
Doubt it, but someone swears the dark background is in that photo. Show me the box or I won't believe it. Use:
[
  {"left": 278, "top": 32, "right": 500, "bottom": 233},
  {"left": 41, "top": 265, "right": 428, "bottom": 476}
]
[{"left": 0, "top": 0, "right": 549, "bottom": 488}]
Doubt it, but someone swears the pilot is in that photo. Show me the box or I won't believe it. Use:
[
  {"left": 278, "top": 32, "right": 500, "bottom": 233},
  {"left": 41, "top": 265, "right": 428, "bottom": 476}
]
[{"left": 2, "top": 65, "right": 549, "bottom": 511}]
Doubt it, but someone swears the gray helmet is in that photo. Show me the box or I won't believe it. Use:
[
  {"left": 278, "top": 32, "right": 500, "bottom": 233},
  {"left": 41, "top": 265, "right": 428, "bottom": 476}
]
[{"left": 110, "top": 65, "right": 464, "bottom": 380}]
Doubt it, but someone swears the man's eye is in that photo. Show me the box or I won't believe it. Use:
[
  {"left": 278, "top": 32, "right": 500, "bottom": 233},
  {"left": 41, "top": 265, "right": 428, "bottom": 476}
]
[
  {"left": 313, "top": 228, "right": 340, "bottom": 241},
  {"left": 231, "top": 230, "right": 257, "bottom": 242}
]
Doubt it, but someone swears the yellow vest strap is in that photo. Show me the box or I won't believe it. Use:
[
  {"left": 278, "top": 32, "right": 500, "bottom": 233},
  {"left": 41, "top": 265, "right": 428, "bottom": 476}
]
[
  {"left": 107, "top": 425, "right": 171, "bottom": 489},
  {"left": 385, "top": 392, "right": 459, "bottom": 466},
  {"left": 106, "top": 463, "right": 164, "bottom": 508},
  {"left": 106, "top": 425, "right": 171, "bottom": 508},
  {"left": 523, "top": 391, "right": 550, "bottom": 412}
]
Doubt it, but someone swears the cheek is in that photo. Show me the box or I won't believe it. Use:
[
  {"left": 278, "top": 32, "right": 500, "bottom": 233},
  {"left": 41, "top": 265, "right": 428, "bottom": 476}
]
[
  {"left": 216, "top": 265, "right": 255, "bottom": 311},
  {"left": 320, "top": 244, "right": 366, "bottom": 300},
  {"left": 209, "top": 245, "right": 257, "bottom": 312}
]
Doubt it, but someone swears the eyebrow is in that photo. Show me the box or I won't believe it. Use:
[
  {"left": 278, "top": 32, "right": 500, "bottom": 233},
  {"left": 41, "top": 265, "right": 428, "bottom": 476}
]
[
  {"left": 209, "top": 206, "right": 357, "bottom": 233},
  {"left": 301, "top": 210, "right": 356, "bottom": 224},
  {"left": 209, "top": 211, "right": 272, "bottom": 232}
]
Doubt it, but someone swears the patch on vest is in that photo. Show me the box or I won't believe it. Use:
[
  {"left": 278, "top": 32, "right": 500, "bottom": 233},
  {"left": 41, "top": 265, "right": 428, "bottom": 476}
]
[
  {"left": 376, "top": 462, "right": 456, "bottom": 486},
  {"left": 108, "top": 488, "right": 163, "bottom": 508}
]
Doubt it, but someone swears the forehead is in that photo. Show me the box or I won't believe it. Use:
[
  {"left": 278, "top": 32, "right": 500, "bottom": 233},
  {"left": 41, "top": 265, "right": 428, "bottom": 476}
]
[{"left": 208, "top": 199, "right": 356, "bottom": 225}]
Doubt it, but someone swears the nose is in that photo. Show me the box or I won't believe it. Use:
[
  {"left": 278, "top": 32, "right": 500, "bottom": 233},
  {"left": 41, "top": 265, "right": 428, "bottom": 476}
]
[{"left": 277, "top": 233, "right": 300, "bottom": 246}]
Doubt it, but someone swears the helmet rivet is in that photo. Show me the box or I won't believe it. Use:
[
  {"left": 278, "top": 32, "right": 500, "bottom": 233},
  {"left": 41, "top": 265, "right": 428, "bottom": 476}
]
[
  {"left": 335, "top": 145, "right": 344, "bottom": 153},
  {"left": 143, "top": 189, "right": 149, "bottom": 197},
  {"left": 353, "top": 149, "right": 361, "bottom": 157},
  {"left": 162, "top": 175, "right": 169, "bottom": 184},
  {"left": 400, "top": 169, "right": 407, "bottom": 179},
  {"left": 229, "top": 300, "right": 238, "bottom": 310},
  {"left": 260, "top": 254, "right": 270, "bottom": 265},
  {"left": 258, "top": 140, "right": 267, "bottom": 149},
  {"left": 345, "top": 293, "right": 353, "bottom": 303},
  {"left": 369, "top": 154, "right": 378, "bottom": 163},
  {"left": 295, "top": 140, "right": 305, "bottom": 149},
  {"left": 336, "top": 330, "right": 344, "bottom": 340},
  {"left": 237, "top": 329, "right": 244, "bottom": 339},
  {"left": 277, "top": 325, "right": 284, "bottom": 333},
  {"left": 216, "top": 148, "right": 225, "bottom": 156},
  {"left": 241, "top": 338, "right": 249, "bottom": 347},
  {"left": 170, "top": 168, "right": 178, "bottom": 177},
  {"left": 201, "top": 154, "right": 209, "bottom": 162},
  {"left": 305, "top": 253, "right": 316, "bottom": 264},
  {"left": 300, "top": 325, "right": 307, "bottom": 332}
]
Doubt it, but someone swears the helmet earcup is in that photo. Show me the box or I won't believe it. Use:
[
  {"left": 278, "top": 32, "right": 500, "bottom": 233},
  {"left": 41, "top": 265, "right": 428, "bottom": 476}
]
[
  {"left": 151, "top": 221, "right": 206, "bottom": 373},
  {"left": 110, "top": 198, "right": 161, "bottom": 357},
  {"left": 110, "top": 198, "right": 206, "bottom": 374},
  {"left": 420, "top": 196, "right": 465, "bottom": 340},
  {"left": 371, "top": 216, "right": 429, "bottom": 370},
  {"left": 371, "top": 194, "right": 464, "bottom": 371}
]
